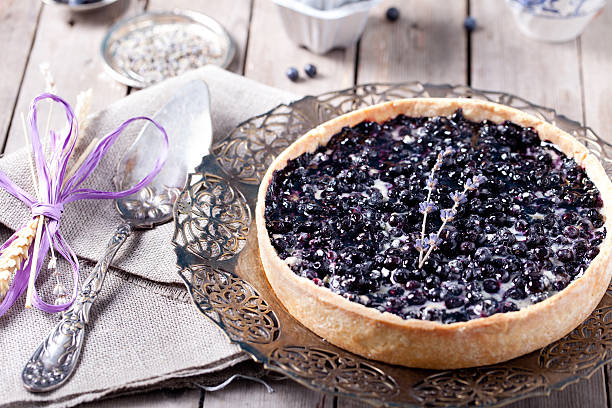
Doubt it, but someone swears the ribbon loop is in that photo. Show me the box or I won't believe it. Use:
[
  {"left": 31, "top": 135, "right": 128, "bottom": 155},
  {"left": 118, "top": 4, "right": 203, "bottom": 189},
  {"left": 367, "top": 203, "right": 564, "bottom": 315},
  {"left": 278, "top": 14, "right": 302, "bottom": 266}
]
[
  {"left": 31, "top": 202, "right": 64, "bottom": 222},
  {"left": 0, "top": 92, "right": 168, "bottom": 317}
]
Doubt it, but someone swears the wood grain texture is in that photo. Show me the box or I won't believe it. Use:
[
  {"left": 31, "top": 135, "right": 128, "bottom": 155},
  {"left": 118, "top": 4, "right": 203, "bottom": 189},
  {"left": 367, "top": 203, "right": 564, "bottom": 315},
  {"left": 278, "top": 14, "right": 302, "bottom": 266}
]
[
  {"left": 581, "top": 7, "right": 612, "bottom": 407},
  {"left": 202, "top": 379, "right": 332, "bottom": 408},
  {"left": 244, "top": 0, "right": 355, "bottom": 95},
  {"left": 0, "top": 0, "right": 41, "bottom": 150},
  {"left": 580, "top": 8, "right": 612, "bottom": 145},
  {"left": 4, "top": 0, "right": 146, "bottom": 154},
  {"left": 81, "top": 388, "right": 202, "bottom": 408},
  {"left": 509, "top": 373, "right": 607, "bottom": 408},
  {"left": 336, "top": 395, "right": 374, "bottom": 407},
  {"left": 357, "top": 0, "right": 467, "bottom": 84},
  {"left": 146, "top": 0, "right": 252, "bottom": 74},
  {"left": 471, "top": 0, "right": 582, "bottom": 120}
]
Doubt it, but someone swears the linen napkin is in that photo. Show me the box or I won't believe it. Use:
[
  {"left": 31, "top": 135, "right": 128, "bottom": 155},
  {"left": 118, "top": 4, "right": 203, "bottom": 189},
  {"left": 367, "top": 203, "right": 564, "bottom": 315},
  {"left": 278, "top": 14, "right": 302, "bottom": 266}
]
[{"left": 0, "top": 66, "right": 297, "bottom": 407}]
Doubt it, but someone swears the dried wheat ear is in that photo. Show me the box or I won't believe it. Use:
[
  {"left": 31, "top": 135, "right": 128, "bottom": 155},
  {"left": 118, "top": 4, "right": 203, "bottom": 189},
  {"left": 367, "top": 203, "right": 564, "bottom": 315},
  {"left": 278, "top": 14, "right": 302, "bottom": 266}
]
[{"left": 0, "top": 218, "right": 39, "bottom": 296}]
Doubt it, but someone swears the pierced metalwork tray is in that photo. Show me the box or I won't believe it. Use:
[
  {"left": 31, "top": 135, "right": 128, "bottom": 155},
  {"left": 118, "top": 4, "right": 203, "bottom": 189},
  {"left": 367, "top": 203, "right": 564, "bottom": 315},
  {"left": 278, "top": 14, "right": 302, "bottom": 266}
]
[{"left": 172, "top": 83, "right": 612, "bottom": 407}]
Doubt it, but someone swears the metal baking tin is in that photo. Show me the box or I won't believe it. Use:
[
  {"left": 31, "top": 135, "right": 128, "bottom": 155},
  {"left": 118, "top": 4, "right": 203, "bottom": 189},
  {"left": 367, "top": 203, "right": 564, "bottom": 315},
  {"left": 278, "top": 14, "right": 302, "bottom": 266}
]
[
  {"left": 101, "top": 10, "right": 235, "bottom": 88},
  {"left": 173, "top": 82, "right": 612, "bottom": 407},
  {"left": 273, "top": 0, "right": 382, "bottom": 54}
]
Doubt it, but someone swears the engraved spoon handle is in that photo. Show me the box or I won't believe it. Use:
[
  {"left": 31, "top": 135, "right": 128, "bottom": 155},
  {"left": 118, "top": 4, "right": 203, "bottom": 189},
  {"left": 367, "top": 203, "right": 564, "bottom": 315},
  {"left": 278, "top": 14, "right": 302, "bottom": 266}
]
[{"left": 22, "top": 223, "right": 132, "bottom": 392}]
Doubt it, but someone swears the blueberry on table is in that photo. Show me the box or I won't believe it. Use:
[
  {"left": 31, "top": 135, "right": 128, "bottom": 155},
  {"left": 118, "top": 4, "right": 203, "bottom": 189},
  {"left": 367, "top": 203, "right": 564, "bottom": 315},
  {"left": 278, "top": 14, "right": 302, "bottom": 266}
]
[
  {"left": 386, "top": 7, "right": 400, "bottom": 22},
  {"left": 304, "top": 63, "right": 317, "bottom": 78},
  {"left": 464, "top": 16, "right": 477, "bottom": 32},
  {"left": 286, "top": 67, "right": 299, "bottom": 82}
]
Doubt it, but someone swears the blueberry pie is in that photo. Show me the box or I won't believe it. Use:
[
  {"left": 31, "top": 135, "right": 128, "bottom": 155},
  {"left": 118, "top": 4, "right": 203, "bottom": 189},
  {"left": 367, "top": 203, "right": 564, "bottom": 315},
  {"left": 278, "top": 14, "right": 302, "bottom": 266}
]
[{"left": 255, "top": 99, "right": 612, "bottom": 369}]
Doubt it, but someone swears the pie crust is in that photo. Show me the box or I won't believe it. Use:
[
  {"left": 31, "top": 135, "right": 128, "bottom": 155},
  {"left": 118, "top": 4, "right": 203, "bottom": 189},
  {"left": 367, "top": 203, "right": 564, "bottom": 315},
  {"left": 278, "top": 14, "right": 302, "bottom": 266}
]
[{"left": 255, "top": 98, "right": 612, "bottom": 369}]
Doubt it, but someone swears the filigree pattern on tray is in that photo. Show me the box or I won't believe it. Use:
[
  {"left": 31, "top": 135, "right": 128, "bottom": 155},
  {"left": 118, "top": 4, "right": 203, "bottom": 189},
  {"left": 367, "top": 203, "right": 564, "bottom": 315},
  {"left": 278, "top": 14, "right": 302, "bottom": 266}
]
[
  {"left": 211, "top": 83, "right": 612, "bottom": 187},
  {"left": 174, "top": 82, "right": 612, "bottom": 407},
  {"left": 213, "top": 107, "right": 314, "bottom": 184},
  {"left": 184, "top": 263, "right": 279, "bottom": 344},
  {"left": 412, "top": 367, "right": 547, "bottom": 407},
  {"left": 539, "top": 306, "right": 612, "bottom": 373},
  {"left": 173, "top": 172, "right": 250, "bottom": 261},
  {"left": 269, "top": 346, "right": 399, "bottom": 400}
]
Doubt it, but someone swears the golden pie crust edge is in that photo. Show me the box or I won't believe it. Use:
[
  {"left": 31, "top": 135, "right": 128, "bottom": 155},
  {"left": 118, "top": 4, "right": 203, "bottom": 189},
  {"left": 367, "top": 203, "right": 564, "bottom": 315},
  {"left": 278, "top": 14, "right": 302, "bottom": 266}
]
[{"left": 255, "top": 98, "right": 612, "bottom": 369}]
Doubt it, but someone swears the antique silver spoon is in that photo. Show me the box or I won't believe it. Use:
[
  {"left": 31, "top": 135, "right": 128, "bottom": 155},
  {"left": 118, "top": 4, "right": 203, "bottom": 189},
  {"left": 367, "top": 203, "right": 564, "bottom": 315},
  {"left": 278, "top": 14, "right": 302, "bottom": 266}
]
[{"left": 22, "top": 80, "right": 212, "bottom": 392}]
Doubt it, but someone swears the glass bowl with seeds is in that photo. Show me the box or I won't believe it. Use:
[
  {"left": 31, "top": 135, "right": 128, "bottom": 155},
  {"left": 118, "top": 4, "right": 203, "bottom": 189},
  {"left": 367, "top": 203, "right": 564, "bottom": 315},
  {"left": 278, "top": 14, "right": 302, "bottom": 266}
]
[{"left": 101, "top": 10, "right": 235, "bottom": 88}]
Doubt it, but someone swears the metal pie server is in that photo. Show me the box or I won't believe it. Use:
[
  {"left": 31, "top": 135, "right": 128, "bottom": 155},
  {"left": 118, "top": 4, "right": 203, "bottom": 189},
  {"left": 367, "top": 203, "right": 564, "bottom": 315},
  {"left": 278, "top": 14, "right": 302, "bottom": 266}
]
[{"left": 22, "top": 80, "right": 212, "bottom": 392}]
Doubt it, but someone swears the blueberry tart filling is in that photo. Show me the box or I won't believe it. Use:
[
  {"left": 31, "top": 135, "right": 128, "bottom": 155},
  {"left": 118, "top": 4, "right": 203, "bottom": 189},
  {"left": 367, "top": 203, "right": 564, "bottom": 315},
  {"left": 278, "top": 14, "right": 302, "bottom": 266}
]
[{"left": 264, "top": 109, "right": 606, "bottom": 324}]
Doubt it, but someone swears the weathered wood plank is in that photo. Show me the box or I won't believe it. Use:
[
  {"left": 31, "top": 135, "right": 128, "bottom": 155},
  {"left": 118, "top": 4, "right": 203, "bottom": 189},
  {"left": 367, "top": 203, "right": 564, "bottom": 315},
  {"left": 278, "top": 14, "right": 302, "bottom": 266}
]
[
  {"left": 336, "top": 395, "right": 371, "bottom": 407},
  {"left": 357, "top": 0, "right": 467, "bottom": 84},
  {"left": 471, "top": 0, "right": 582, "bottom": 119},
  {"left": 581, "top": 6, "right": 612, "bottom": 407},
  {"left": 0, "top": 0, "right": 41, "bottom": 151},
  {"left": 580, "top": 8, "right": 612, "bottom": 145},
  {"left": 509, "top": 372, "right": 607, "bottom": 408},
  {"left": 202, "top": 379, "right": 333, "bottom": 408},
  {"left": 146, "top": 0, "right": 251, "bottom": 74},
  {"left": 4, "top": 0, "right": 146, "bottom": 154},
  {"left": 81, "top": 388, "right": 202, "bottom": 408},
  {"left": 244, "top": 0, "right": 356, "bottom": 95}
]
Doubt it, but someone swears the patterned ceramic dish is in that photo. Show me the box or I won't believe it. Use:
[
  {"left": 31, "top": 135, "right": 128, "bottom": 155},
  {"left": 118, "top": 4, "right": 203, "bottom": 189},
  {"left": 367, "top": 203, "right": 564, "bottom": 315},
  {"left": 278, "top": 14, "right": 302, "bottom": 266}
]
[{"left": 173, "top": 83, "right": 612, "bottom": 407}]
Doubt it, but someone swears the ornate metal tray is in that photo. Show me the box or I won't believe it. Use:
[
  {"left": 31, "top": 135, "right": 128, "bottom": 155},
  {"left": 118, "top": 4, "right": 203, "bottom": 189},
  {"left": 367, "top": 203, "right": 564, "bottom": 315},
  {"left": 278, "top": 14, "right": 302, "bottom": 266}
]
[{"left": 171, "top": 83, "right": 612, "bottom": 407}]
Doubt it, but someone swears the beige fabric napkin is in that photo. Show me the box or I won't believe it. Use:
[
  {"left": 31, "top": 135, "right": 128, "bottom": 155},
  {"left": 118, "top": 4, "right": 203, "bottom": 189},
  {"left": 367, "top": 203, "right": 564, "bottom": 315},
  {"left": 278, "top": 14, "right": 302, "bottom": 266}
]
[{"left": 0, "top": 66, "right": 296, "bottom": 407}]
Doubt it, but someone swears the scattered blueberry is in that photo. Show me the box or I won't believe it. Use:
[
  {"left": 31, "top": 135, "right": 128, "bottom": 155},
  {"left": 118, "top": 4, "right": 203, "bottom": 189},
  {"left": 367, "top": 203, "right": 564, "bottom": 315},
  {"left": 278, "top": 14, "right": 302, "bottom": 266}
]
[
  {"left": 386, "top": 7, "right": 400, "bottom": 22},
  {"left": 304, "top": 63, "right": 317, "bottom": 78},
  {"left": 286, "top": 67, "right": 299, "bottom": 82},
  {"left": 464, "top": 16, "right": 477, "bottom": 32}
]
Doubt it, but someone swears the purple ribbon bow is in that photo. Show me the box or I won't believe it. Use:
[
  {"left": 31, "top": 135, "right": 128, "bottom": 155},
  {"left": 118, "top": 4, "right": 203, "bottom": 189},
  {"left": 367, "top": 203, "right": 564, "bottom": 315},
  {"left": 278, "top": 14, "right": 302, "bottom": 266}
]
[{"left": 0, "top": 93, "right": 168, "bottom": 316}]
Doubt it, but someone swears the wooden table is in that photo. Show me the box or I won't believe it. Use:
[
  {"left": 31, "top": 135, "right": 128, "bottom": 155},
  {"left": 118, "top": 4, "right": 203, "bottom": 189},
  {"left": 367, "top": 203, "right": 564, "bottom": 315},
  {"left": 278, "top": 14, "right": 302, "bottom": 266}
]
[{"left": 2, "top": 0, "right": 611, "bottom": 407}]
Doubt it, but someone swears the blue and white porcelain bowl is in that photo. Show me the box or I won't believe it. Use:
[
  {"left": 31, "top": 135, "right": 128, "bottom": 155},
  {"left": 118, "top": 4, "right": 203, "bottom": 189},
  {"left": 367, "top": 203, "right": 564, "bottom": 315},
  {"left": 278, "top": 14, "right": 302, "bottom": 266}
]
[{"left": 506, "top": 0, "right": 606, "bottom": 42}]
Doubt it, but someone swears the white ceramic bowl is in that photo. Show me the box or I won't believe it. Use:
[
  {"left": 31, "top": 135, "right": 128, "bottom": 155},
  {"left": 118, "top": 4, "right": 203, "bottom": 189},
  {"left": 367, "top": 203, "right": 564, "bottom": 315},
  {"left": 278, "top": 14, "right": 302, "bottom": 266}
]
[
  {"left": 273, "top": 0, "right": 381, "bottom": 54},
  {"left": 505, "top": 0, "right": 606, "bottom": 42}
]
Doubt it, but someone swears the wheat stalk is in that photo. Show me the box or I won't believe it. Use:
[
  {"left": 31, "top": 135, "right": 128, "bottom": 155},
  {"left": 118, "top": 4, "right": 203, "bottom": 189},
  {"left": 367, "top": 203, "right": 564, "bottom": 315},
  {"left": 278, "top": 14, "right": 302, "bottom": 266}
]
[
  {"left": 73, "top": 88, "right": 92, "bottom": 148},
  {"left": 0, "top": 218, "right": 39, "bottom": 297},
  {"left": 39, "top": 62, "right": 56, "bottom": 94},
  {"left": 39, "top": 62, "right": 57, "bottom": 166}
]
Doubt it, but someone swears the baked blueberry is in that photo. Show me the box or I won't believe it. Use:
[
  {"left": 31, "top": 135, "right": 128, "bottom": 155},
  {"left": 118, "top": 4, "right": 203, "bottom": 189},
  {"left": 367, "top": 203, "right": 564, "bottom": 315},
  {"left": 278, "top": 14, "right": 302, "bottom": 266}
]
[{"left": 264, "top": 109, "right": 606, "bottom": 324}]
